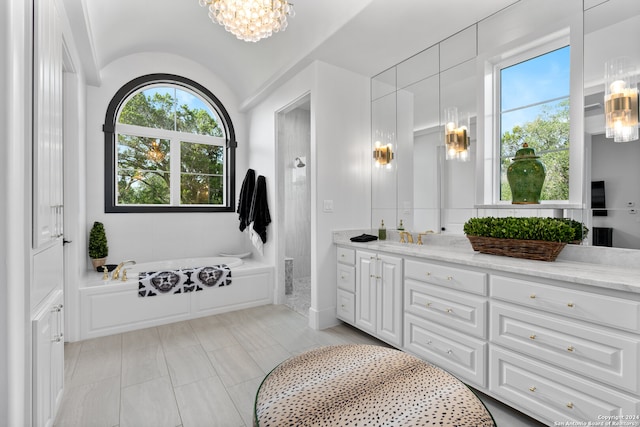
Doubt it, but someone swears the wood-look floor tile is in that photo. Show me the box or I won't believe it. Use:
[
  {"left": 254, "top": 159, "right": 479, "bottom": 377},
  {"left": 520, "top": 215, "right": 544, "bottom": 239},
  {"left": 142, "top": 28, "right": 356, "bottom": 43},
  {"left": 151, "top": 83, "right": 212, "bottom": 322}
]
[
  {"left": 190, "top": 321, "right": 239, "bottom": 352},
  {"left": 225, "top": 376, "right": 264, "bottom": 427},
  {"left": 120, "top": 376, "right": 181, "bottom": 427},
  {"left": 228, "top": 322, "right": 279, "bottom": 352},
  {"left": 267, "top": 319, "right": 320, "bottom": 353},
  {"left": 121, "top": 344, "right": 168, "bottom": 387},
  {"left": 164, "top": 344, "right": 216, "bottom": 387},
  {"left": 157, "top": 320, "right": 199, "bottom": 351},
  {"left": 79, "top": 334, "right": 122, "bottom": 353},
  {"left": 68, "top": 347, "right": 121, "bottom": 388},
  {"left": 63, "top": 341, "right": 82, "bottom": 384},
  {"left": 247, "top": 343, "right": 291, "bottom": 374},
  {"left": 174, "top": 376, "right": 244, "bottom": 427},
  {"left": 54, "top": 376, "right": 120, "bottom": 427},
  {"left": 207, "top": 345, "right": 264, "bottom": 387},
  {"left": 122, "top": 326, "right": 160, "bottom": 352}
]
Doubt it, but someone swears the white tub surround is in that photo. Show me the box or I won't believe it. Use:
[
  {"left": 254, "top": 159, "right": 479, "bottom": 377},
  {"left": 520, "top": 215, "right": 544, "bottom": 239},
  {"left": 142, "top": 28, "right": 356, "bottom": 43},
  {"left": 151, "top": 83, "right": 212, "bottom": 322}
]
[
  {"left": 333, "top": 230, "right": 640, "bottom": 425},
  {"left": 79, "top": 259, "right": 273, "bottom": 340}
]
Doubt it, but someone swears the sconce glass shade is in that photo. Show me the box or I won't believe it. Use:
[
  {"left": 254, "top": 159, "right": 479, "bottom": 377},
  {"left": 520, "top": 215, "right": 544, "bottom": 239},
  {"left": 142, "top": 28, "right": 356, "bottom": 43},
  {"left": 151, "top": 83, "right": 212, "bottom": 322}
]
[
  {"left": 604, "top": 57, "right": 639, "bottom": 143},
  {"left": 444, "top": 107, "right": 471, "bottom": 161},
  {"left": 373, "top": 140, "right": 394, "bottom": 168}
]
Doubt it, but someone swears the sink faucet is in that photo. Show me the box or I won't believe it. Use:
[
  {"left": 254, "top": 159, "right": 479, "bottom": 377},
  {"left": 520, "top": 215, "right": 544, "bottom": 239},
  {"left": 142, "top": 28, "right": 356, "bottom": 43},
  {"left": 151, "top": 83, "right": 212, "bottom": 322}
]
[
  {"left": 417, "top": 230, "right": 435, "bottom": 245},
  {"left": 112, "top": 260, "right": 136, "bottom": 280},
  {"left": 399, "top": 231, "right": 414, "bottom": 244}
]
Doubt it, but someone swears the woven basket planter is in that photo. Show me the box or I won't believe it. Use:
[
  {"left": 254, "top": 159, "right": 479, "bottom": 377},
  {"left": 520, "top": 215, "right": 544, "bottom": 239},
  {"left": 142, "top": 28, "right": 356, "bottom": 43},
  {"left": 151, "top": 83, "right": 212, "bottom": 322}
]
[{"left": 467, "top": 235, "right": 567, "bottom": 262}]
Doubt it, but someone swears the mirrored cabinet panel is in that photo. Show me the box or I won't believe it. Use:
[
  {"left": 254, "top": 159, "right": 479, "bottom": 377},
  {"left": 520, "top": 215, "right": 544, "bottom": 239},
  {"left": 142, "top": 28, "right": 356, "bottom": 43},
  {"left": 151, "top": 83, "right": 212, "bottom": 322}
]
[
  {"left": 584, "top": 0, "right": 640, "bottom": 249},
  {"left": 371, "top": 0, "right": 639, "bottom": 250}
]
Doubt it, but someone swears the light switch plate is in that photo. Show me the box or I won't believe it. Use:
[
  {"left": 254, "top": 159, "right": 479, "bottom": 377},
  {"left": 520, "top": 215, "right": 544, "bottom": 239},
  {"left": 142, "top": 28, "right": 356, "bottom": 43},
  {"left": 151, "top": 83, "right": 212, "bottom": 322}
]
[{"left": 323, "top": 200, "right": 334, "bottom": 212}]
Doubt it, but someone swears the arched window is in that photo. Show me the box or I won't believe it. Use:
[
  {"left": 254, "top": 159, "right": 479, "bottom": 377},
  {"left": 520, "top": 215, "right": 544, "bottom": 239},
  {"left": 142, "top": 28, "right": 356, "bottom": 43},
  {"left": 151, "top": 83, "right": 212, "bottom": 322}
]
[{"left": 103, "top": 74, "right": 236, "bottom": 212}]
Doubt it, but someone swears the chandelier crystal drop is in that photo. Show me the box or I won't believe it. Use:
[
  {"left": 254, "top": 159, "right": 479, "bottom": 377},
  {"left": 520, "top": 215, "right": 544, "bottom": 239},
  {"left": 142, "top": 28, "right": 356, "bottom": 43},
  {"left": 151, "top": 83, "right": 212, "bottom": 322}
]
[{"left": 198, "top": 0, "right": 295, "bottom": 42}]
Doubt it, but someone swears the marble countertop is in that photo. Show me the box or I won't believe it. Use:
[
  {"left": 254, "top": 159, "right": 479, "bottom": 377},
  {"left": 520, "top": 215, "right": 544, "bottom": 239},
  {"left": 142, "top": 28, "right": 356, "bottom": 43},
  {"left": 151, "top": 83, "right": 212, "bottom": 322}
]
[{"left": 334, "top": 230, "right": 640, "bottom": 294}]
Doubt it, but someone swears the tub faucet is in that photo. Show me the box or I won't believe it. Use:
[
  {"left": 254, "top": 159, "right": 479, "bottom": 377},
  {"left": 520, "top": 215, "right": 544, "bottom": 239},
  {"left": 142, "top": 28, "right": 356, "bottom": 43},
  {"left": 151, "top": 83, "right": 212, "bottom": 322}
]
[{"left": 112, "top": 260, "right": 136, "bottom": 280}]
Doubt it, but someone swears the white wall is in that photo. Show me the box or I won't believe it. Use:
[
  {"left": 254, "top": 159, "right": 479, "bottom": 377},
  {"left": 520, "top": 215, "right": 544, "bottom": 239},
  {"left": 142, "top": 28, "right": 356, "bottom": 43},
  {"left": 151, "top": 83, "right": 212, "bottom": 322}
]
[
  {"left": 85, "top": 53, "right": 250, "bottom": 268},
  {"left": 246, "top": 61, "right": 371, "bottom": 329},
  {"left": 1, "top": 1, "right": 31, "bottom": 424}
]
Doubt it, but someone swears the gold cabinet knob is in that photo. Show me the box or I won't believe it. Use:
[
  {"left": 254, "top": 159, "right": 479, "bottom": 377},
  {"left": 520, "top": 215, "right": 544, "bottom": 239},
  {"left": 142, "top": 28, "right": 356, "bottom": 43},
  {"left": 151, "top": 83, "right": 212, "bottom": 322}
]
[
  {"left": 529, "top": 294, "right": 536, "bottom": 299},
  {"left": 426, "top": 272, "right": 431, "bottom": 276},
  {"left": 529, "top": 334, "right": 536, "bottom": 340},
  {"left": 567, "top": 302, "right": 575, "bottom": 308},
  {"left": 446, "top": 308, "right": 453, "bottom": 313},
  {"left": 566, "top": 402, "right": 574, "bottom": 409},
  {"left": 529, "top": 386, "right": 536, "bottom": 392},
  {"left": 426, "top": 302, "right": 432, "bottom": 308},
  {"left": 446, "top": 276, "right": 453, "bottom": 281},
  {"left": 567, "top": 346, "right": 575, "bottom": 352}
]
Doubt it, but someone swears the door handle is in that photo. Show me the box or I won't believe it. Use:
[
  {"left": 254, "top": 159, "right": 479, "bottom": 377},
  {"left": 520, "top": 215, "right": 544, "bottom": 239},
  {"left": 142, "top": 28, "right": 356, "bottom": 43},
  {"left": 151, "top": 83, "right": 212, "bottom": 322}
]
[{"left": 63, "top": 238, "right": 72, "bottom": 245}]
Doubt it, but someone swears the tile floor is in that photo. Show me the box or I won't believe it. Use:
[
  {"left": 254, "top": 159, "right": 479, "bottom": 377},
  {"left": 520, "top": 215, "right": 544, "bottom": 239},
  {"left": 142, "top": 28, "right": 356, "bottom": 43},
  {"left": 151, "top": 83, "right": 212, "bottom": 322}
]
[
  {"left": 55, "top": 304, "right": 545, "bottom": 427},
  {"left": 284, "top": 276, "right": 311, "bottom": 316}
]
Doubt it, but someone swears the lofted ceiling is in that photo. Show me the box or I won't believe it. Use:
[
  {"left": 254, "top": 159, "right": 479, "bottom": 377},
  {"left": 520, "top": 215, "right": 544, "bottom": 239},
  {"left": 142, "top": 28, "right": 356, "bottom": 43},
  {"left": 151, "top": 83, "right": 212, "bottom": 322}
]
[{"left": 62, "top": 0, "right": 519, "bottom": 109}]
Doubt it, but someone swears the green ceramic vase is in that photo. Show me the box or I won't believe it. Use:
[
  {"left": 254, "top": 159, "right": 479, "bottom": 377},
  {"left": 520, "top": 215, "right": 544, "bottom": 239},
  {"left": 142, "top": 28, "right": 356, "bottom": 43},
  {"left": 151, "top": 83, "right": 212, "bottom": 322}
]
[{"left": 507, "top": 143, "right": 546, "bottom": 204}]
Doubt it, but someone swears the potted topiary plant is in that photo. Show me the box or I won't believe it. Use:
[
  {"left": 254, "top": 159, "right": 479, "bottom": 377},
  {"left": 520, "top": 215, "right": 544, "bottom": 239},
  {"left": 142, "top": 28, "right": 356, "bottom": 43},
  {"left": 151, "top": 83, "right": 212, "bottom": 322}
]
[
  {"left": 89, "top": 221, "right": 109, "bottom": 268},
  {"left": 463, "top": 216, "right": 586, "bottom": 261}
]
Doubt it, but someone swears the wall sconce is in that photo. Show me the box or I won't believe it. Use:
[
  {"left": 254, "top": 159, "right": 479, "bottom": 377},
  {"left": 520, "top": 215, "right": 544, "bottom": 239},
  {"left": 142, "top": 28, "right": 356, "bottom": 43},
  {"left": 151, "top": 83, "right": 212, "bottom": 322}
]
[
  {"left": 444, "top": 107, "right": 470, "bottom": 161},
  {"left": 373, "top": 140, "right": 394, "bottom": 168},
  {"left": 604, "top": 57, "right": 639, "bottom": 143}
]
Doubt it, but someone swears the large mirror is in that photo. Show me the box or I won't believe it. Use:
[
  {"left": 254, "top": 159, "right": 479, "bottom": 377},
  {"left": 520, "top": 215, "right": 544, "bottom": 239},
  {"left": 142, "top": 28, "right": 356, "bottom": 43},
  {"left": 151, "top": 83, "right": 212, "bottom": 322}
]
[
  {"left": 584, "top": 0, "right": 640, "bottom": 249},
  {"left": 372, "top": 0, "right": 640, "bottom": 251}
]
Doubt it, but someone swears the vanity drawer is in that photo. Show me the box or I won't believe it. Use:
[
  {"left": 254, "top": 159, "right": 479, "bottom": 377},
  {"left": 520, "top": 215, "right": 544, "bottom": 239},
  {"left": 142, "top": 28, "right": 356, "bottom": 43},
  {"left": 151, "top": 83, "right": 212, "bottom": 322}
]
[
  {"left": 337, "top": 263, "right": 355, "bottom": 292},
  {"left": 337, "top": 289, "right": 355, "bottom": 324},
  {"left": 405, "top": 259, "right": 487, "bottom": 296},
  {"left": 490, "top": 347, "right": 640, "bottom": 425},
  {"left": 404, "top": 313, "right": 486, "bottom": 387},
  {"left": 405, "top": 278, "right": 487, "bottom": 339},
  {"left": 491, "top": 275, "right": 640, "bottom": 333},
  {"left": 491, "top": 302, "right": 640, "bottom": 394},
  {"left": 337, "top": 247, "right": 355, "bottom": 265}
]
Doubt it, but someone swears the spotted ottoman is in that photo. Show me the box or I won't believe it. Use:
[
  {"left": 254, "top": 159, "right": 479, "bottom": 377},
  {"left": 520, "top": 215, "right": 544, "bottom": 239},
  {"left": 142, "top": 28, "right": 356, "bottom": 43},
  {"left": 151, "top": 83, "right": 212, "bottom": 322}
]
[{"left": 253, "top": 344, "right": 495, "bottom": 426}]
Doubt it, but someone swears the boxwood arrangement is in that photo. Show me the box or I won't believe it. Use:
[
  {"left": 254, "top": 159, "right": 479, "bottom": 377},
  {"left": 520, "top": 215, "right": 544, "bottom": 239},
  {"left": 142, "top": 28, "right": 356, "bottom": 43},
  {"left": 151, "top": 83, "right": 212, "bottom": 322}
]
[{"left": 463, "top": 216, "right": 586, "bottom": 243}]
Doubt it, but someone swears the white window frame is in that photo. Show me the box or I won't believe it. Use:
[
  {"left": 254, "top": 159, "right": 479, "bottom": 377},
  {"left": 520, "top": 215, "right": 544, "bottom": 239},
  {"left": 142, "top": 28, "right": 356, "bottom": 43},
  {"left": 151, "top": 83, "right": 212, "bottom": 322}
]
[
  {"left": 477, "top": 26, "right": 584, "bottom": 209},
  {"left": 114, "top": 122, "right": 227, "bottom": 207}
]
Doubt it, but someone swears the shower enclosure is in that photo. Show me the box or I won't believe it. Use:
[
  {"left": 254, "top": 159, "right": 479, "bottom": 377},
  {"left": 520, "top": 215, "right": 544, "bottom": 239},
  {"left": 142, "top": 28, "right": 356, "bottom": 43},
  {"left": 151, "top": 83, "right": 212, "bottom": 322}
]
[{"left": 277, "top": 95, "right": 311, "bottom": 316}]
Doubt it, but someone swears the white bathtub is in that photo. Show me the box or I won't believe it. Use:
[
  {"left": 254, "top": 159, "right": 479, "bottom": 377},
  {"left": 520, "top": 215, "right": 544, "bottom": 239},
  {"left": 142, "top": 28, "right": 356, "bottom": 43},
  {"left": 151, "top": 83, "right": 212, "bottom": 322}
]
[{"left": 79, "top": 257, "right": 273, "bottom": 340}]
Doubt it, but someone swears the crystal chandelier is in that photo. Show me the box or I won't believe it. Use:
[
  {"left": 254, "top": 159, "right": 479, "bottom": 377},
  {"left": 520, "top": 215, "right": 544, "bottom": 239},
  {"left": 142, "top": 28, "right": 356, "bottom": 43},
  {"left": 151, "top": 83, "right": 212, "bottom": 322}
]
[{"left": 198, "top": 0, "right": 295, "bottom": 42}]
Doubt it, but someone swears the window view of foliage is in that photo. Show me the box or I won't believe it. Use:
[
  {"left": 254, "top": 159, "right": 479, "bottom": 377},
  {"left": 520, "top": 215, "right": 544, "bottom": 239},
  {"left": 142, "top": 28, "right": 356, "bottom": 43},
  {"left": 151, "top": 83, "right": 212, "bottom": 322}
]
[
  {"left": 117, "top": 135, "right": 171, "bottom": 205},
  {"left": 180, "top": 142, "right": 224, "bottom": 204},
  {"left": 500, "top": 99, "right": 570, "bottom": 201},
  {"left": 499, "top": 45, "right": 570, "bottom": 202},
  {"left": 116, "top": 86, "right": 225, "bottom": 206}
]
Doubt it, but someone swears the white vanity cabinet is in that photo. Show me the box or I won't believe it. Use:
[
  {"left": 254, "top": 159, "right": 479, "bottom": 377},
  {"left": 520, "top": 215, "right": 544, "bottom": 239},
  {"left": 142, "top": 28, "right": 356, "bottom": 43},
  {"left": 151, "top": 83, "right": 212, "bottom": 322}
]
[
  {"left": 336, "top": 247, "right": 356, "bottom": 324},
  {"left": 489, "top": 274, "right": 640, "bottom": 424},
  {"left": 403, "top": 259, "right": 488, "bottom": 387},
  {"left": 354, "top": 250, "right": 403, "bottom": 347},
  {"left": 32, "top": 290, "right": 64, "bottom": 427}
]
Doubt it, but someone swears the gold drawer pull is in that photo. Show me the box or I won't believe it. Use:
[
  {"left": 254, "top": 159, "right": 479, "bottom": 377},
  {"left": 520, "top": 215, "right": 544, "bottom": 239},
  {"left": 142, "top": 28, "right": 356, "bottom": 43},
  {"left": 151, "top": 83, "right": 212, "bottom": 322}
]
[
  {"left": 426, "top": 302, "right": 432, "bottom": 308},
  {"left": 566, "top": 402, "right": 574, "bottom": 409},
  {"left": 567, "top": 346, "right": 575, "bottom": 352},
  {"left": 529, "top": 294, "right": 536, "bottom": 299},
  {"left": 567, "top": 302, "right": 575, "bottom": 308},
  {"left": 446, "top": 308, "right": 453, "bottom": 313},
  {"left": 529, "top": 334, "right": 536, "bottom": 340},
  {"left": 446, "top": 276, "right": 453, "bottom": 281},
  {"left": 529, "top": 386, "right": 536, "bottom": 392}
]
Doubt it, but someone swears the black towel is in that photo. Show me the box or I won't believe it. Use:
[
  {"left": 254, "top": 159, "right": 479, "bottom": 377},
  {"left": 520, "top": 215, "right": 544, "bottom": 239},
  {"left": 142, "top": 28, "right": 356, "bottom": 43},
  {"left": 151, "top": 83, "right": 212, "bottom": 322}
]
[
  {"left": 350, "top": 234, "right": 378, "bottom": 242},
  {"left": 249, "top": 175, "right": 271, "bottom": 243},
  {"left": 237, "top": 169, "right": 255, "bottom": 231}
]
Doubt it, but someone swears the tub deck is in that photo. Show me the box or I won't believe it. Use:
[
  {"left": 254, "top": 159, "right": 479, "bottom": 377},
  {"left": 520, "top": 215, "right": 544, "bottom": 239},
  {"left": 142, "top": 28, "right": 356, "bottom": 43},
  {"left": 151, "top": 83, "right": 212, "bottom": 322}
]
[{"left": 79, "top": 260, "right": 273, "bottom": 340}]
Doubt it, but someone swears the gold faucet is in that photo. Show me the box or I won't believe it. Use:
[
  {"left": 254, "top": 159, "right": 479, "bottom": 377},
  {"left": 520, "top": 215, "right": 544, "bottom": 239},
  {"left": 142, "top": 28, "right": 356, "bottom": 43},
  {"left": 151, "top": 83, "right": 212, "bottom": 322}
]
[
  {"left": 417, "top": 230, "right": 435, "bottom": 245},
  {"left": 112, "top": 260, "right": 136, "bottom": 280},
  {"left": 399, "top": 231, "right": 414, "bottom": 244}
]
